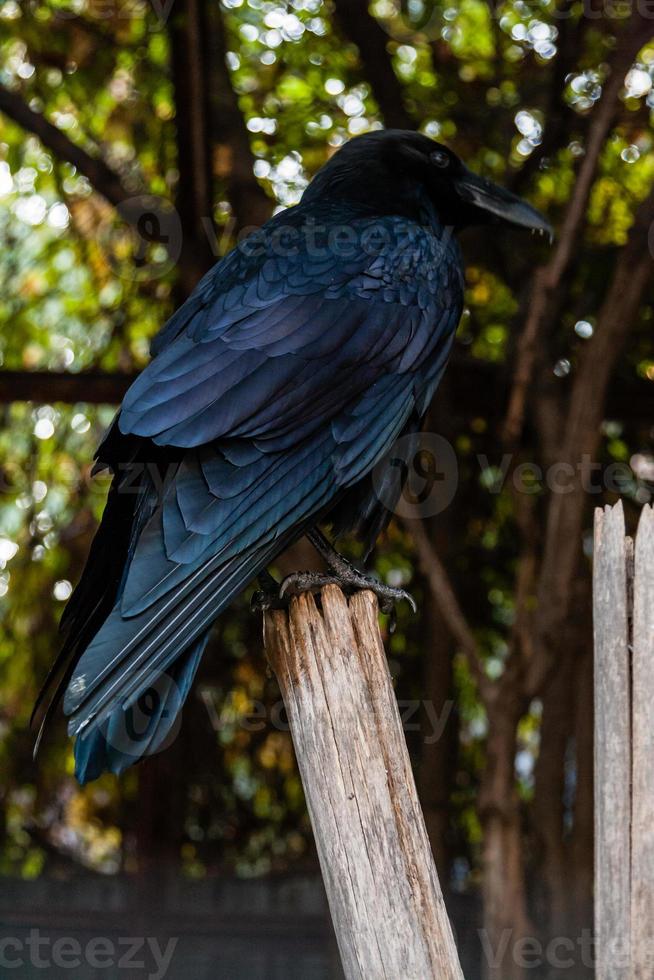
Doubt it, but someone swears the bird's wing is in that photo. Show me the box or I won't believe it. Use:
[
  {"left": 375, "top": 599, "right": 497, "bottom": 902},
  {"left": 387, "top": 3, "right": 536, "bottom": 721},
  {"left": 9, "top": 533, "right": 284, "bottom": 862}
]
[
  {"left": 61, "top": 215, "right": 463, "bottom": 757},
  {"left": 117, "top": 214, "right": 460, "bottom": 449},
  {"left": 63, "top": 372, "right": 421, "bottom": 744}
]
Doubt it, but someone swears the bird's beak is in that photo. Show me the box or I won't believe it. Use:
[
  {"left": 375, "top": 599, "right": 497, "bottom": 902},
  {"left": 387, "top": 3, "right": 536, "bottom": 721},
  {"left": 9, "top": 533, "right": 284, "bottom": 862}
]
[{"left": 453, "top": 167, "right": 552, "bottom": 240}]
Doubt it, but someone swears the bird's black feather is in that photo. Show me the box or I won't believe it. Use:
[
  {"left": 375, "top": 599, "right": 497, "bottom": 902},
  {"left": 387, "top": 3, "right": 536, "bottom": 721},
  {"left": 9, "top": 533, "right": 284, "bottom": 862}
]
[{"left": 34, "top": 129, "right": 548, "bottom": 782}]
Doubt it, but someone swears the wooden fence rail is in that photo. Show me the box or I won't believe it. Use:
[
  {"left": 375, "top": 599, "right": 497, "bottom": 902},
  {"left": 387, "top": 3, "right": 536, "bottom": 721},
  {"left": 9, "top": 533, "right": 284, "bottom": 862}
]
[
  {"left": 593, "top": 502, "right": 654, "bottom": 980},
  {"left": 264, "top": 585, "right": 464, "bottom": 980}
]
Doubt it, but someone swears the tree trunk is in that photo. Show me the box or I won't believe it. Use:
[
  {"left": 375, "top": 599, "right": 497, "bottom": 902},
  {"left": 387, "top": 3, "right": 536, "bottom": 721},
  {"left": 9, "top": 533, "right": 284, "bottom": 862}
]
[
  {"left": 479, "top": 701, "right": 531, "bottom": 980},
  {"left": 532, "top": 649, "right": 574, "bottom": 950},
  {"left": 207, "top": 4, "right": 272, "bottom": 231},
  {"left": 570, "top": 647, "right": 594, "bottom": 980},
  {"left": 168, "top": 0, "right": 216, "bottom": 290},
  {"left": 418, "top": 571, "right": 457, "bottom": 879}
]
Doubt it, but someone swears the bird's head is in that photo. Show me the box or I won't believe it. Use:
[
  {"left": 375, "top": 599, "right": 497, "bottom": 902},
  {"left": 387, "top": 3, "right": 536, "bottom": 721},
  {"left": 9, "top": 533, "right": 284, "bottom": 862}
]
[{"left": 303, "top": 129, "right": 551, "bottom": 238}]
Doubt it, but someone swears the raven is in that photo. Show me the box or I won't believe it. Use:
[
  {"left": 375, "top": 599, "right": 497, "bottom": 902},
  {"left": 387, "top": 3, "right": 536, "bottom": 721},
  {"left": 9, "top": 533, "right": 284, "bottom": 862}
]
[{"left": 34, "top": 130, "right": 550, "bottom": 782}]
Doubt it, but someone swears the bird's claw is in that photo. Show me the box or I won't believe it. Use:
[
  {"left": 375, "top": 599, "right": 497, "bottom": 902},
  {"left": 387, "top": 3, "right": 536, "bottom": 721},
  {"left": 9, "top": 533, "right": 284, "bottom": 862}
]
[
  {"left": 377, "top": 587, "right": 417, "bottom": 615},
  {"left": 278, "top": 569, "right": 416, "bottom": 618},
  {"left": 278, "top": 571, "right": 341, "bottom": 599},
  {"left": 250, "top": 589, "right": 290, "bottom": 612},
  {"left": 251, "top": 589, "right": 273, "bottom": 612},
  {"left": 251, "top": 572, "right": 288, "bottom": 612}
]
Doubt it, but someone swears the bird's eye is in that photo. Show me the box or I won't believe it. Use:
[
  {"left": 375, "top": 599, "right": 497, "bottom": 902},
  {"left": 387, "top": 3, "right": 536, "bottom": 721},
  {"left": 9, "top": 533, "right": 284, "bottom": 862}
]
[{"left": 430, "top": 150, "right": 450, "bottom": 169}]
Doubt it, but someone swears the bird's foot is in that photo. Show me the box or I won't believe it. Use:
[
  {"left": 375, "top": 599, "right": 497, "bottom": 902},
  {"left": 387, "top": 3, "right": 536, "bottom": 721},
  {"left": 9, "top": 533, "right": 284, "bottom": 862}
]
[
  {"left": 279, "top": 566, "right": 416, "bottom": 617},
  {"left": 302, "top": 527, "right": 416, "bottom": 617},
  {"left": 250, "top": 570, "right": 288, "bottom": 612}
]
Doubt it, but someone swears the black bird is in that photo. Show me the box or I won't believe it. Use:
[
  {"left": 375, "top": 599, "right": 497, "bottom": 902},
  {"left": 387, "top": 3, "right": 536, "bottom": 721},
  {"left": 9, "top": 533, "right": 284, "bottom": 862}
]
[{"left": 33, "top": 130, "right": 550, "bottom": 783}]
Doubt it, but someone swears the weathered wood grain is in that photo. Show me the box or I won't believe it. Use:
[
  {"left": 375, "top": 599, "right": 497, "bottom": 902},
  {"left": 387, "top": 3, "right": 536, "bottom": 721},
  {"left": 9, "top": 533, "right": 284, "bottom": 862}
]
[
  {"left": 593, "top": 502, "right": 631, "bottom": 980},
  {"left": 631, "top": 504, "right": 654, "bottom": 980},
  {"left": 264, "top": 585, "right": 463, "bottom": 980}
]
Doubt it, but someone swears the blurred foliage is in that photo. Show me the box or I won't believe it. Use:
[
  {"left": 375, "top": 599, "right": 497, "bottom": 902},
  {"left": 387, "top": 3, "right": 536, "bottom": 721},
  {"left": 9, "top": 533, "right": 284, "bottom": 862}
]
[{"left": 0, "top": 0, "right": 652, "bottom": 894}]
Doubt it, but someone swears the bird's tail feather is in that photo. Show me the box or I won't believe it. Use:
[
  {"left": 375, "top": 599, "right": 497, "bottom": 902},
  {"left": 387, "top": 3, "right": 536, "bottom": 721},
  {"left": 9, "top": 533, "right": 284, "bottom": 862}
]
[
  {"left": 73, "top": 629, "right": 209, "bottom": 784},
  {"left": 63, "top": 525, "right": 307, "bottom": 785},
  {"left": 31, "top": 471, "right": 157, "bottom": 752}
]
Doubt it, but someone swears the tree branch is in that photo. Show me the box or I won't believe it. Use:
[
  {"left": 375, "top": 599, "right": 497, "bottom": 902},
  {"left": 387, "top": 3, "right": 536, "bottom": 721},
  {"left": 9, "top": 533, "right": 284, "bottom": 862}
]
[
  {"left": 166, "top": 0, "right": 219, "bottom": 292},
  {"left": 207, "top": 4, "right": 273, "bottom": 230},
  {"left": 0, "top": 361, "right": 652, "bottom": 416},
  {"left": 0, "top": 371, "right": 135, "bottom": 404},
  {"left": 0, "top": 78, "right": 210, "bottom": 290},
  {"left": 0, "top": 83, "right": 130, "bottom": 208},
  {"left": 407, "top": 516, "right": 493, "bottom": 703},
  {"left": 527, "top": 187, "right": 654, "bottom": 695},
  {"left": 169, "top": 0, "right": 214, "bottom": 237},
  {"left": 501, "top": 12, "right": 652, "bottom": 446}
]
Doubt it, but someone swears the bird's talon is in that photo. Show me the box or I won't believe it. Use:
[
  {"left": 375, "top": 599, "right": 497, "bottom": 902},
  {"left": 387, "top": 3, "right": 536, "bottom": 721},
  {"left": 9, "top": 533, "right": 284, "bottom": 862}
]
[
  {"left": 279, "top": 571, "right": 338, "bottom": 599},
  {"left": 251, "top": 590, "right": 288, "bottom": 612},
  {"left": 251, "top": 590, "right": 268, "bottom": 612},
  {"left": 252, "top": 592, "right": 284, "bottom": 612},
  {"left": 286, "top": 574, "right": 416, "bottom": 618},
  {"left": 251, "top": 572, "right": 288, "bottom": 612},
  {"left": 403, "top": 591, "right": 417, "bottom": 614},
  {"left": 377, "top": 586, "right": 416, "bottom": 616}
]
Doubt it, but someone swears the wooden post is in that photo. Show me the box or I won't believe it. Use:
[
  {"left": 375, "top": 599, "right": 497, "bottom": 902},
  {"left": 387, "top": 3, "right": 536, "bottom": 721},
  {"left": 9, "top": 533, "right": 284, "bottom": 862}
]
[
  {"left": 593, "top": 502, "right": 631, "bottom": 980},
  {"left": 631, "top": 504, "right": 654, "bottom": 980},
  {"left": 264, "top": 585, "right": 464, "bottom": 980},
  {"left": 593, "top": 502, "right": 654, "bottom": 980}
]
